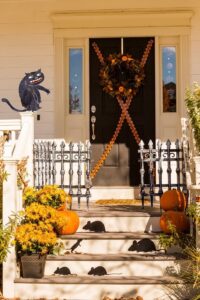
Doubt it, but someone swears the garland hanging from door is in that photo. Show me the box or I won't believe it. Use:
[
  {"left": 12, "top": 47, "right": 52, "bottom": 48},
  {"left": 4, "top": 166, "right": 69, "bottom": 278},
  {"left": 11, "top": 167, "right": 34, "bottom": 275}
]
[{"left": 90, "top": 39, "right": 154, "bottom": 179}]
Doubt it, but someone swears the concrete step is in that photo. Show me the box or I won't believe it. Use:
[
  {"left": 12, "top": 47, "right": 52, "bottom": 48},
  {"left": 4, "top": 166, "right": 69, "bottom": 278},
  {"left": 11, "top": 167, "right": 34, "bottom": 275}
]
[
  {"left": 72, "top": 205, "right": 162, "bottom": 232},
  {"left": 47, "top": 253, "right": 185, "bottom": 261},
  {"left": 78, "top": 215, "right": 161, "bottom": 233},
  {"left": 60, "top": 231, "right": 162, "bottom": 254},
  {"left": 60, "top": 232, "right": 161, "bottom": 240},
  {"left": 15, "top": 274, "right": 180, "bottom": 284},
  {"left": 44, "top": 253, "right": 186, "bottom": 277},
  {"left": 14, "top": 275, "right": 183, "bottom": 300},
  {"left": 74, "top": 206, "right": 161, "bottom": 217}
]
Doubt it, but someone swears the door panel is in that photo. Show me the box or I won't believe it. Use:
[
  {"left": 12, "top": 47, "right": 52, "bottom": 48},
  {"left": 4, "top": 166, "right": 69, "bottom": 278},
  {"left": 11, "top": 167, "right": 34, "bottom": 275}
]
[{"left": 90, "top": 37, "right": 155, "bottom": 186}]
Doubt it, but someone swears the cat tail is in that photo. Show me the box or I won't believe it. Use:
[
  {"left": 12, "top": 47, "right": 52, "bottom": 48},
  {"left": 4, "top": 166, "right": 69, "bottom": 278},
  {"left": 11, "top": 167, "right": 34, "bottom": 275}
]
[{"left": 2, "top": 98, "right": 27, "bottom": 112}]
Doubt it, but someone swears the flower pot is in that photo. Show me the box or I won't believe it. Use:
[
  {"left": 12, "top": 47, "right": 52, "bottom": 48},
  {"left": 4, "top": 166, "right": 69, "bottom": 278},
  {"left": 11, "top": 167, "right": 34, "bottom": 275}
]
[{"left": 20, "top": 254, "right": 46, "bottom": 278}]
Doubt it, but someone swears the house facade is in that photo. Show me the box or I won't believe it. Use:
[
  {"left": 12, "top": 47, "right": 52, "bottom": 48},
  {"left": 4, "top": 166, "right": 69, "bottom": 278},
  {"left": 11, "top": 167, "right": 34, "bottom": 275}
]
[
  {"left": 0, "top": 0, "right": 199, "bottom": 189},
  {"left": 1, "top": 2, "right": 200, "bottom": 298}
]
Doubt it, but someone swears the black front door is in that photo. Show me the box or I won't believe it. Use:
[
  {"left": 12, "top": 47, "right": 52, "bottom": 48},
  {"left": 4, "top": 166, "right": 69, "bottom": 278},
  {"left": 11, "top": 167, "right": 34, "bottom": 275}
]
[{"left": 89, "top": 37, "right": 155, "bottom": 186}]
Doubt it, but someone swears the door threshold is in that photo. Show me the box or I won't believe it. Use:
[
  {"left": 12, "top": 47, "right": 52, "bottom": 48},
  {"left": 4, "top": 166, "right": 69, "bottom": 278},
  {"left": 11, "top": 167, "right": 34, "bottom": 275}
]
[{"left": 90, "top": 186, "right": 140, "bottom": 201}]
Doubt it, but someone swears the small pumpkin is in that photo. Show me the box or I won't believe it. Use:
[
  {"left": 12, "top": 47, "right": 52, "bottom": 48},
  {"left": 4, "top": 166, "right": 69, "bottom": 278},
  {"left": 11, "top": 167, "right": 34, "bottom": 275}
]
[
  {"left": 58, "top": 210, "right": 79, "bottom": 235},
  {"left": 160, "top": 189, "right": 186, "bottom": 211},
  {"left": 160, "top": 211, "right": 190, "bottom": 234}
]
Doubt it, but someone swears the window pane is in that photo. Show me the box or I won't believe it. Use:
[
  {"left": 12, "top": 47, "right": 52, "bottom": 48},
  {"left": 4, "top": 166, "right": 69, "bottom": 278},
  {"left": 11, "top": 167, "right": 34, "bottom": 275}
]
[
  {"left": 162, "top": 47, "right": 176, "bottom": 112},
  {"left": 69, "top": 48, "right": 83, "bottom": 114}
]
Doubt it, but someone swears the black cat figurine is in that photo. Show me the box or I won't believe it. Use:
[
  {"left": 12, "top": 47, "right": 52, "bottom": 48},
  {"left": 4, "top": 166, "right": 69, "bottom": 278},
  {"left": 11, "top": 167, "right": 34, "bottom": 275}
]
[{"left": 2, "top": 69, "right": 50, "bottom": 112}]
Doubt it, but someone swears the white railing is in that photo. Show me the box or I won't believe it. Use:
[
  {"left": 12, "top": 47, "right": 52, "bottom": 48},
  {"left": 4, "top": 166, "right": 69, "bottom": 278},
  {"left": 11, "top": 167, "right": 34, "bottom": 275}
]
[
  {"left": 2, "top": 112, "right": 34, "bottom": 298},
  {"left": 2, "top": 112, "right": 35, "bottom": 219},
  {"left": 0, "top": 119, "right": 21, "bottom": 158}
]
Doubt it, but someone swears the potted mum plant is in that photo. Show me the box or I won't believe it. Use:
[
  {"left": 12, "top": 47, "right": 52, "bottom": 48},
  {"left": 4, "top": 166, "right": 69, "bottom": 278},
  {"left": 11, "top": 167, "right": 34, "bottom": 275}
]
[
  {"left": 23, "top": 185, "right": 79, "bottom": 235},
  {"left": 15, "top": 202, "right": 67, "bottom": 278}
]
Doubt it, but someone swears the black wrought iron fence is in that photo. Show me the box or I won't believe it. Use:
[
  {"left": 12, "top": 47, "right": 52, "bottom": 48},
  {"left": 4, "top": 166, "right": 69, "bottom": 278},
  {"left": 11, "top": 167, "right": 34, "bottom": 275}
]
[
  {"left": 138, "top": 139, "right": 189, "bottom": 208},
  {"left": 33, "top": 140, "right": 91, "bottom": 207}
]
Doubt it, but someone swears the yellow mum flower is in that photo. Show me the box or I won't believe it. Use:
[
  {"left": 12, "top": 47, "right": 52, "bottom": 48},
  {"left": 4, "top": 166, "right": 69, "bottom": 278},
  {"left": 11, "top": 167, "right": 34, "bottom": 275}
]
[{"left": 15, "top": 223, "right": 57, "bottom": 254}]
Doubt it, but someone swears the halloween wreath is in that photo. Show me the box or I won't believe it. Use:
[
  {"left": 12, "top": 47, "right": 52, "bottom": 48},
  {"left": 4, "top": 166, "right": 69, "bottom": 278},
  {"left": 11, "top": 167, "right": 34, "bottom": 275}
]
[{"left": 99, "top": 53, "right": 145, "bottom": 98}]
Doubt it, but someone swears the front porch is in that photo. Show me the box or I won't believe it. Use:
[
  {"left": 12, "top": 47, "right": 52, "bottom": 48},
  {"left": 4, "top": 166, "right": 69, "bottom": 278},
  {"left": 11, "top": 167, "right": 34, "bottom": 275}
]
[{"left": 0, "top": 112, "right": 199, "bottom": 300}]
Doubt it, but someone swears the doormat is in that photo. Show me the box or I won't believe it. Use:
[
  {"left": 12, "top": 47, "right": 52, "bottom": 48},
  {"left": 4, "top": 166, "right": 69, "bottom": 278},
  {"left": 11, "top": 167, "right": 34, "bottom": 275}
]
[{"left": 95, "top": 199, "right": 149, "bottom": 206}]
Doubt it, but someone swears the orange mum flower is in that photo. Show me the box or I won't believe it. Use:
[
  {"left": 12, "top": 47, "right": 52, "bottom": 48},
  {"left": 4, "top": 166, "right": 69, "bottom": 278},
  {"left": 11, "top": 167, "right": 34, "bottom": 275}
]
[
  {"left": 118, "top": 86, "right": 124, "bottom": 93},
  {"left": 122, "top": 56, "right": 128, "bottom": 61}
]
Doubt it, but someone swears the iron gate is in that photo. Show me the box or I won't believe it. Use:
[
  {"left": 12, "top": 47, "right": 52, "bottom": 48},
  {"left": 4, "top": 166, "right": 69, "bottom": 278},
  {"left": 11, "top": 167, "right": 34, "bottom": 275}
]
[
  {"left": 138, "top": 139, "right": 189, "bottom": 208},
  {"left": 33, "top": 140, "right": 91, "bottom": 207}
]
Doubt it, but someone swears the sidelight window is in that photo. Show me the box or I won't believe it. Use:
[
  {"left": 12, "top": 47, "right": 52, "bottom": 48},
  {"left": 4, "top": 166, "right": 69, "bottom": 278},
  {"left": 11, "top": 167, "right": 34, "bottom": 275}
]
[
  {"left": 69, "top": 48, "right": 83, "bottom": 114},
  {"left": 161, "top": 46, "right": 177, "bottom": 113}
]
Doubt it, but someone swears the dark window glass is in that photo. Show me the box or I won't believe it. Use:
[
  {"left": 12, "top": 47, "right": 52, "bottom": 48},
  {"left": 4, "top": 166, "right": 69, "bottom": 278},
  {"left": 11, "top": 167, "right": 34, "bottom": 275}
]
[{"left": 69, "top": 48, "right": 83, "bottom": 114}]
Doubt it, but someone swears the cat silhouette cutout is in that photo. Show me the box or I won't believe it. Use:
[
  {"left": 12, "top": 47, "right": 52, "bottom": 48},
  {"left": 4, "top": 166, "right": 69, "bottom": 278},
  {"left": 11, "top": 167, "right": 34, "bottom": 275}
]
[{"left": 2, "top": 69, "right": 50, "bottom": 112}]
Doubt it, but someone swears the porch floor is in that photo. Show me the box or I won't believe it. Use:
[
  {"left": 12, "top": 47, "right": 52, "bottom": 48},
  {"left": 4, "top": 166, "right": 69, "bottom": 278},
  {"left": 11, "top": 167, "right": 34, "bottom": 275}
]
[{"left": 72, "top": 202, "right": 161, "bottom": 216}]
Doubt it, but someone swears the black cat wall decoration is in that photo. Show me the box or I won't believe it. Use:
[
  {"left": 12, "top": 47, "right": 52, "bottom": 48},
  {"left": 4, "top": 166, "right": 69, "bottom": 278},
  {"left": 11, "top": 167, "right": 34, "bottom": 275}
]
[{"left": 2, "top": 69, "right": 50, "bottom": 112}]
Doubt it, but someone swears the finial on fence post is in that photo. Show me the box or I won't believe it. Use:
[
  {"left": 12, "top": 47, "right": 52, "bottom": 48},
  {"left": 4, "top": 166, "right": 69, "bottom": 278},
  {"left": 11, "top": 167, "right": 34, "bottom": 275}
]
[{"left": 138, "top": 139, "right": 145, "bottom": 209}]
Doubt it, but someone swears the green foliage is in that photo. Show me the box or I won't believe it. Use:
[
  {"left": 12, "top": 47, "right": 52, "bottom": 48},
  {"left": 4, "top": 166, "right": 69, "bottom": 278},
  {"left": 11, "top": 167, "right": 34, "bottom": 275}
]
[
  {"left": 159, "top": 220, "right": 193, "bottom": 251},
  {"left": 183, "top": 246, "right": 200, "bottom": 288},
  {"left": 165, "top": 245, "right": 200, "bottom": 299},
  {"left": 17, "top": 157, "right": 28, "bottom": 191},
  {"left": 160, "top": 203, "right": 200, "bottom": 300},
  {"left": 159, "top": 203, "right": 200, "bottom": 251},
  {"left": 187, "top": 203, "right": 200, "bottom": 225},
  {"left": 0, "top": 214, "right": 19, "bottom": 263},
  {"left": 185, "top": 82, "right": 200, "bottom": 153},
  {"left": 159, "top": 221, "right": 180, "bottom": 250}
]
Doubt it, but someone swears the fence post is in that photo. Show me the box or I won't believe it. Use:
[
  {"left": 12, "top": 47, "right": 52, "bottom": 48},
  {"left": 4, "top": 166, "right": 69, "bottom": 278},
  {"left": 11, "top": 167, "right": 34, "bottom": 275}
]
[
  {"left": 2, "top": 159, "right": 18, "bottom": 298},
  {"left": 13, "top": 112, "right": 34, "bottom": 186},
  {"left": 20, "top": 112, "right": 34, "bottom": 186}
]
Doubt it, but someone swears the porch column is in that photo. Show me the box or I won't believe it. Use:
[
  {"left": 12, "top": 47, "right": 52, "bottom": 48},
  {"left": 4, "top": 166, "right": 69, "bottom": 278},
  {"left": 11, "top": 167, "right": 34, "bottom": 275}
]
[
  {"left": 2, "top": 159, "right": 18, "bottom": 298},
  {"left": 19, "top": 112, "right": 34, "bottom": 186},
  {"left": 197, "top": 203, "right": 200, "bottom": 249}
]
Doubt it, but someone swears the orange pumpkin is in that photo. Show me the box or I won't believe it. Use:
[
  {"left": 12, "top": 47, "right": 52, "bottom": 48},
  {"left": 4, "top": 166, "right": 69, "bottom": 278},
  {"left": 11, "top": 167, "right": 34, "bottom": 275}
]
[
  {"left": 58, "top": 210, "right": 79, "bottom": 235},
  {"left": 160, "top": 189, "right": 186, "bottom": 211},
  {"left": 160, "top": 211, "right": 190, "bottom": 234}
]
